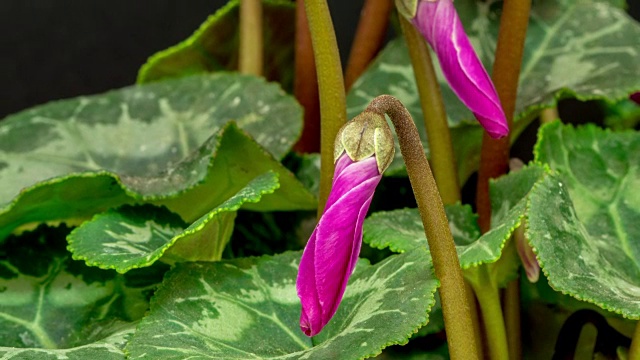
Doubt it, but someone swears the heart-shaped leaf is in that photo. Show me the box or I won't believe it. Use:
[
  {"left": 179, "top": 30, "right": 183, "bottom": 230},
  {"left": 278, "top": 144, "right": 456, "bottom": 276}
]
[
  {"left": 126, "top": 248, "right": 439, "bottom": 359},
  {"left": 363, "top": 163, "right": 544, "bottom": 269},
  {"left": 0, "top": 225, "right": 165, "bottom": 354},
  {"left": 138, "top": 0, "right": 295, "bottom": 90},
  {"left": 68, "top": 172, "right": 280, "bottom": 273},
  {"left": 530, "top": 122, "right": 640, "bottom": 319},
  {"left": 0, "top": 73, "right": 314, "bottom": 240}
]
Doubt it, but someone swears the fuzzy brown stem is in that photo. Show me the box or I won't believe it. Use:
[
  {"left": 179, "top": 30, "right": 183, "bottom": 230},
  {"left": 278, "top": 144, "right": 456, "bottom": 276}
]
[
  {"left": 293, "top": 0, "right": 321, "bottom": 153},
  {"left": 344, "top": 0, "right": 393, "bottom": 91},
  {"left": 476, "top": 0, "right": 531, "bottom": 233},
  {"left": 367, "top": 95, "right": 478, "bottom": 360}
]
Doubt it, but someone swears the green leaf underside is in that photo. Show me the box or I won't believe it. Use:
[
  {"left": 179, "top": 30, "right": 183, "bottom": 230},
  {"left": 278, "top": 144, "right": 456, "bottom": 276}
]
[
  {"left": 363, "top": 165, "right": 544, "bottom": 269},
  {"left": 68, "top": 172, "right": 280, "bottom": 273},
  {"left": 126, "top": 248, "right": 438, "bottom": 359},
  {"left": 0, "top": 226, "right": 165, "bottom": 353},
  {"left": 530, "top": 122, "right": 640, "bottom": 318},
  {"left": 346, "top": 0, "right": 640, "bottom": 178},
  {"left": 138, "top": 0, "right": 295, "bottom": 91},
  {"left": 0, "top": 100, "right": 315, "bottom": 240}
]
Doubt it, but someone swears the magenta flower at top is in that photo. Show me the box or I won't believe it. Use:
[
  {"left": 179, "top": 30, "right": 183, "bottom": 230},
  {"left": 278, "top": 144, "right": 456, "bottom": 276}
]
[
  {"left": 398, "top": 0, "right": 509, "bottom": 139},
  {"left": 296, "top": 113, "right": 394, "bottom": 337}
]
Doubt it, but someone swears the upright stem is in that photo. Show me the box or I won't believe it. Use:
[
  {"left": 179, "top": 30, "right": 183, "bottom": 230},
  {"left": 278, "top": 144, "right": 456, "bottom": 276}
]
[
  {"left": 304, "top": 0, "right": 347, "bottom": 215},
  {"left": 505, "top": 279, "right": 522, "bottom": 360},
  {"left": 540, "top": 107, "right": 559, "bottom": 124},
  {"left": 476, "top": 2, "right": 531, "bottom": 359},
  {"left": 367, "top": 95, "right": 478, "bottom": 360},
  {"left": 466, "top": 282, "right": 485, "bottom": 358},
  {"left": 344, "top": 0, "right": 393, "bottom": 91},
  {"left": 476, "top": 0, "right": 531, "bottom": 232},
  {"left": 472, "top": 269, "right": 509, "bottom": 360},
  {"left": 630, "top": 321, "right": 640, "bottom": 360},
  {"left": 239, "top": 0, "right": 263, "bottom": 75},
  {"left": 293, "top": 0, "right": 321, "bottom": 153},
  {"left": 399, "top": 16, "right": 460, "bottom": 205}
]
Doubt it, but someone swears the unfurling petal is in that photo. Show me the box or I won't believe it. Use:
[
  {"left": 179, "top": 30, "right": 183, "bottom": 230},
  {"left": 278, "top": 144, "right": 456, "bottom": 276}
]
[
  {"left": 515, "top": 225, "right": 540, "bottom": 283},
  {"left": 297, "top": 154, "right": 382, "bottom": 336},
  {"left": 411, "top": 0, "right": 509, "bottom": 139}
]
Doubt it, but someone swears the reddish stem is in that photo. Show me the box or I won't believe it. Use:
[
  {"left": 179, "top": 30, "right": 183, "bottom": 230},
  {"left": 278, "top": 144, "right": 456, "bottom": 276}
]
[
  {"left": 293, "top": 0, "right": 321, "bottom": 153},
  {"left": 476, "top": 0, "right": 531, "bottom": 233},
  {"left": 344, "top": 0, "right": 393, "bottom": 91}
]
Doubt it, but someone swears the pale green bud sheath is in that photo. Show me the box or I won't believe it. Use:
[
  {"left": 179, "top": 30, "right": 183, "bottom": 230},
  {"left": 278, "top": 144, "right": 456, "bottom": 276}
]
[
  {"left": 334, "top": 112, "right": 395, "bottom": 174},
  {"left": 395, "top": 0, "right": 418, "bottom": 20}
]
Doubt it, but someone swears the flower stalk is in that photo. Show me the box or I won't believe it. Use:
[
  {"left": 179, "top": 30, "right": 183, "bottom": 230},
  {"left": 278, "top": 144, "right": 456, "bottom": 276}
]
[
  {"left": 399, "top": 15, "right": 460, "bottom": 204},
  {"left": 304, "top": 0, "right": 347, "bottom": 215},
  {"left": 366, "top": 95, "right": 478, "bottom": 360},
  {"left": 239, "top": 0, "right": 263, "bottom": 75}
]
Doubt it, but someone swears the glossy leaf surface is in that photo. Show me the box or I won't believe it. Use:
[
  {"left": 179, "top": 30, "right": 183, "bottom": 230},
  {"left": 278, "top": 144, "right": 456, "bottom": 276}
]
[
  {"left": 126, "top": 248, "right": 438, "bottom": 359},
  {"left": 68, "top": 172, "right": 280, "bottom": 273},
  {"left": 531, "top": 122, "right": 640, "bottom": 318},
  {"left": 0, "top": 73, "right": 313, "bottom": 240},
  {"left": 0, "top": 226, "right": 165, "bottom": 356}
]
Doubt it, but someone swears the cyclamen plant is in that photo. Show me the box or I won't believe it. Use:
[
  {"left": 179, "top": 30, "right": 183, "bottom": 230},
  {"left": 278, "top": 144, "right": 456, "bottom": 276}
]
[{"left": 1, "top": 0, "right": 640, "bottom": 359}]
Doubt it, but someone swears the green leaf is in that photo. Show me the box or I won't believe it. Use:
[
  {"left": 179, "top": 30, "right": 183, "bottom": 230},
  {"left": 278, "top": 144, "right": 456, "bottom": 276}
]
[
  {"left": 68, "top": 172, "right": 280, "bottom": 273},
  {"left": 138, "top": 0, "right": 295, "bottom": 90},
  {"left": 347, "top": 0, "right": 640, "bottom": 178},
  {"left": 0, "top": 225, "right": 165, "bottom": 352},
  {"left": 0, "top": 325, "right": 134, "bottom": 360},
  {"left": 363, "top": 162, "right": 543, "bottom": 268},
  {"left": 0, "top": 73, "right": 314, "bottom": 240},
  {"left": 530, "top": 122, "right": 640, "bottom": 319},
  {"left": 363, "top": 204, "right": 478, "bottom": 256},
  {"left": 126, "top": 248, "right": 439, "bottom": 359}
]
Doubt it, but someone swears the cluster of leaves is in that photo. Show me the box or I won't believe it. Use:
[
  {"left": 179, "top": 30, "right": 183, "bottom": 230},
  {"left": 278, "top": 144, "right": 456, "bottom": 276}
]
[{"left": 1, "top": 0, "right": 639, "bottom": 358}]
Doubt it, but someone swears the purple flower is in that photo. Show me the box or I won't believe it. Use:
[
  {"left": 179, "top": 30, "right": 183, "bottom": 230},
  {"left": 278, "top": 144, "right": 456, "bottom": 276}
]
[
  {"left": 406, "top": 0, "right": 509, "bottom": 139},
  {"left": 631, "top": 92, "right": 640, "bottom": 105},
  {"left": 296, "top": 154, "right": 382, "bottom": 336},
  {"left": 296, "top": 112, "right": 393, "bottom": 337}
]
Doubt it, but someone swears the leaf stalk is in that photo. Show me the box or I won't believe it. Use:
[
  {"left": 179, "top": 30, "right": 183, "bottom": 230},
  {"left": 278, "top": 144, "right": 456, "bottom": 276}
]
[{"left": 239, "top": 0, "right": 263, "bottom": 75}]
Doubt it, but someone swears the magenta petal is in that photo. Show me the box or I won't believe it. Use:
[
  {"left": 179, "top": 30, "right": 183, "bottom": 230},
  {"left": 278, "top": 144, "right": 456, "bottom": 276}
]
[
  {"left": 631, "top": 92, "right": 640, "bottom": 105},
  {"left": 296, "top": 155, "right": 382, "bottom": 336},
  {"left": 413, "top": 0, "right": 509, "bottom": 139}
]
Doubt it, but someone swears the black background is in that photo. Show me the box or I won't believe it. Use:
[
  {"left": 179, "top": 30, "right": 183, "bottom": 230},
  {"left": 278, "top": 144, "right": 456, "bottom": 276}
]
[{"left": 0, "top": 0, "right": 638, "bottom": 119}]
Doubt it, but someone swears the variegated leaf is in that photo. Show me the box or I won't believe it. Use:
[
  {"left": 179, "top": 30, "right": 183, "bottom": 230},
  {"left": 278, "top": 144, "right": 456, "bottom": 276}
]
[{"left": 126, "top": 248, "right": 439, "bottom": 359}]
